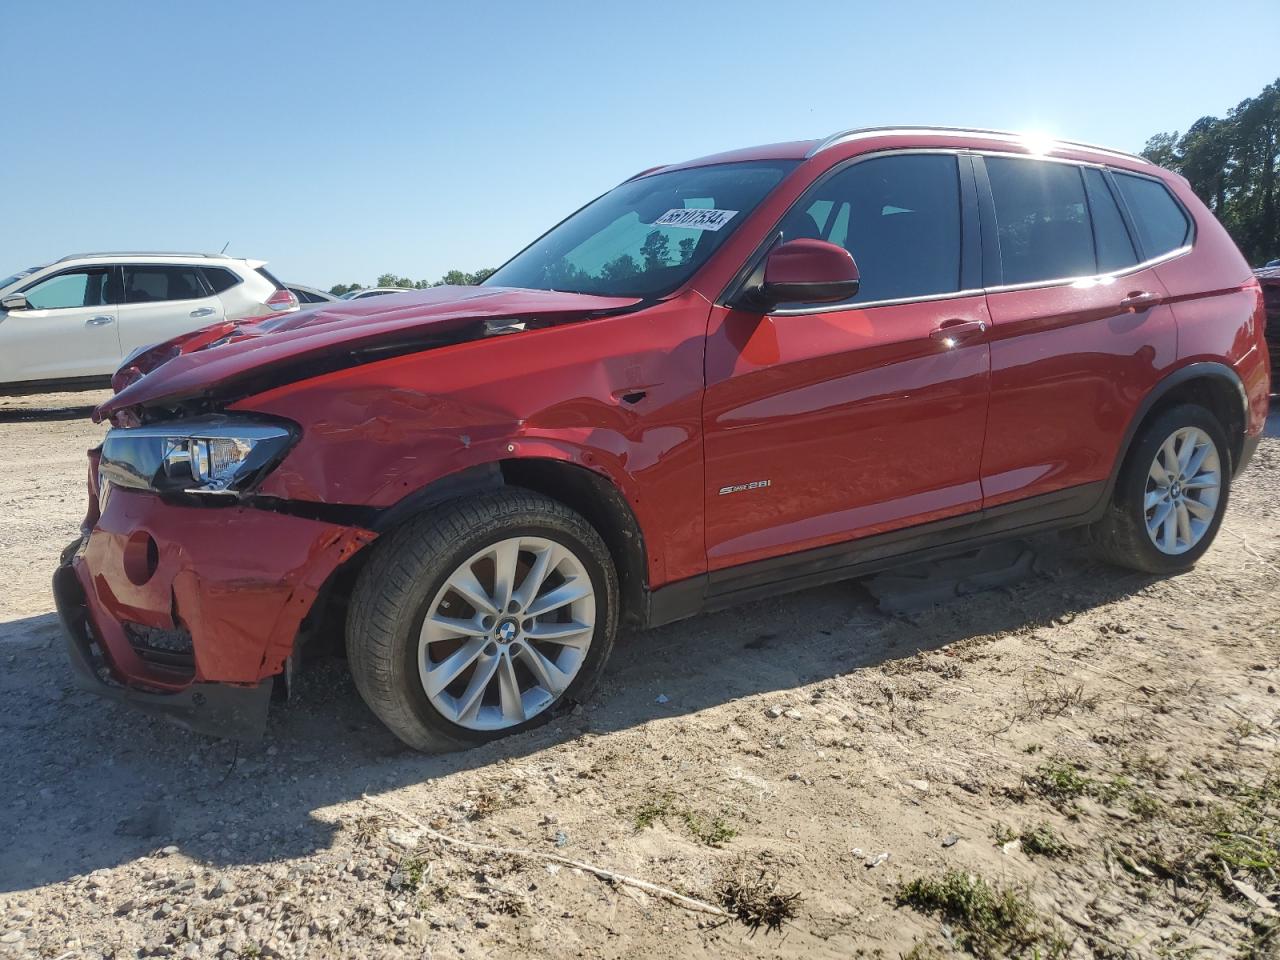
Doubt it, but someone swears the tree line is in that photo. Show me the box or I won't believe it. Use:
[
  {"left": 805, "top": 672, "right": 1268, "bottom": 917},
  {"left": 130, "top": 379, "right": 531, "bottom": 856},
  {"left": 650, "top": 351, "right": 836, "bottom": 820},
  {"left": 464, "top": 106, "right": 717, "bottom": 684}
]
[
  {"left": 328, "top": 228, "right": 698, "bottom": 298},
  {"left": 328, "top": 267, "right": 497, "bottom": 297},
  {"left": 1142, "top": 76, "right": 1279, "bottom": 265}
]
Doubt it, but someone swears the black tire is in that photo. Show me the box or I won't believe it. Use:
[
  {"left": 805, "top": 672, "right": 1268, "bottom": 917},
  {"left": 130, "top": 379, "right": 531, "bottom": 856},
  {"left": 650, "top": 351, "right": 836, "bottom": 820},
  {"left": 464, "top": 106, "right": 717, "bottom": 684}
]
[
  {"left": 346, "top": 489, "right": 618, "bottom": 752},
  {"left": 1089, "top": 403, "right": 1231, "bottom": 574}
]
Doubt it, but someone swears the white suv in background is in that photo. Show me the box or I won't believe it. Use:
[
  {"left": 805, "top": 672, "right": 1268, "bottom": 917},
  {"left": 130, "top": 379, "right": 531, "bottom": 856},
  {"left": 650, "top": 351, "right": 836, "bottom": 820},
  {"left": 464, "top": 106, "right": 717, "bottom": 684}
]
[{"left": 0, "top": 253, "right": 298, "bottom": 391}]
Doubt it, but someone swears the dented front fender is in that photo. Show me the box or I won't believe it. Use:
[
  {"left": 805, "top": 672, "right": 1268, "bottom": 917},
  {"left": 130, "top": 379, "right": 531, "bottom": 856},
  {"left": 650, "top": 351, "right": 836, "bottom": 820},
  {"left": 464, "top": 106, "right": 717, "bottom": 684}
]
[{"left": 234, "top": 293, "right": 711, "bottom": 586}]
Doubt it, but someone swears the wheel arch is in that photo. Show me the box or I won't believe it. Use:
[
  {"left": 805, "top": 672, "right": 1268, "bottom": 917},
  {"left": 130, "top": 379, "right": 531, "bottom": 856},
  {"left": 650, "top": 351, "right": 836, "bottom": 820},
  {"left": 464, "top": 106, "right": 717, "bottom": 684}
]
[
  {"left": 369, "top": 456, "right": 649, "bottom": 629},
  {"left": 497, "top": 459, "right": 648, "bottom": 628},
  {"left": 1108, "top": 362, "right": 1248, "bottom": 504},
  {"left": 296, "top": 455, "right": 651, "bottom": 666}
]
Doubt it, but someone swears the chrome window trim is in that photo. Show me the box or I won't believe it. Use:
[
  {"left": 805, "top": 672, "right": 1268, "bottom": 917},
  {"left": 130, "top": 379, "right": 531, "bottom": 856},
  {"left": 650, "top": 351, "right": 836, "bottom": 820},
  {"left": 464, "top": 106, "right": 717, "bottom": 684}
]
[
  {"left": 769, "top": 287, "right": 988, "bottom": 316},
  {"left": 807, "top": 125, "right": 1150, "bottom": 165},
  {"left": 980, "top": 245, "right": 1193, "bottom": 297},
  {"left": 767, "top": 246, "right": 1192, "bottom": 317}
]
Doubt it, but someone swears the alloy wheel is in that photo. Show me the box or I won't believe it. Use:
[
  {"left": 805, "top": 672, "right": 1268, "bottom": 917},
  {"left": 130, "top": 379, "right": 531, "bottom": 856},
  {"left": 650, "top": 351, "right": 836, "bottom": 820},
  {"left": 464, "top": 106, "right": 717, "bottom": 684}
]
[
  {"left": 1143, "top": 426, "right": 1222, "bottom": 555},
  {"left": 417, "top": 536, "right": 595, "bottom": 730}
]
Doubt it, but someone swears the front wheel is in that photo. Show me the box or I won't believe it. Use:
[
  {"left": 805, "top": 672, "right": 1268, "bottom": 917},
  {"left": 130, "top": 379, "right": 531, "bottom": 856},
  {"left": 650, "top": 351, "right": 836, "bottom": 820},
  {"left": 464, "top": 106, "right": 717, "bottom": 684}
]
[
  {"left": 1090, "top": 403, "right": 1231, "bottom": 574},
  {"left": 347, "top": 490, "right": 618, "bottom": 752}
]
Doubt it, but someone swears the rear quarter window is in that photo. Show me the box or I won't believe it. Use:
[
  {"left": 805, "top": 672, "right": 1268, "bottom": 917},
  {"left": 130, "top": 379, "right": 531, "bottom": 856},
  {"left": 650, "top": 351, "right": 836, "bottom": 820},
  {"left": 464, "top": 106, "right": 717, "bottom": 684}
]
[
  {"left": 201, "top": 267, "right": 242, "bottom": 294},
  {"left": 1112, "top": 172, "right": 1191, "bottom": 259},
  {"left": 255, "top": 267, "right": 285, "bottom": 290}
]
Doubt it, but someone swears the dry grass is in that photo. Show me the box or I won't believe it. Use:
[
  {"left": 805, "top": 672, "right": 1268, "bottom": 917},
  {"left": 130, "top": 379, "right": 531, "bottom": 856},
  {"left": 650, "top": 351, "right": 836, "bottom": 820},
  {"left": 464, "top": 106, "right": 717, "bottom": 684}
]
[
  {"left": 895, "top": 870, "right": 1070, "bottom": 959},
  {"left": 717, "top": 867, "right": 802, "bottom": 934}
]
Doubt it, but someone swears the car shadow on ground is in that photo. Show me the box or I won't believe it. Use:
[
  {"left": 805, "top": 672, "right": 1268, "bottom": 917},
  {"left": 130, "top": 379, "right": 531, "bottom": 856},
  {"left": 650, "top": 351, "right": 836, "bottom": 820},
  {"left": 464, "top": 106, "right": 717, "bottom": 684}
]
[{"left": 0, "top": 535, "right": 1159, "bottom": 892}]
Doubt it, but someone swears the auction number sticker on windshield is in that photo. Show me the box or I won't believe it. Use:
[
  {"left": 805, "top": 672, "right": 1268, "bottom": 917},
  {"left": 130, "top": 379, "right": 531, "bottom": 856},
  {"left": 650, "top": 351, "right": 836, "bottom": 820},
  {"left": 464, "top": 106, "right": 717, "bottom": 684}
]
[{"left": 653, "top": 208, "right": 738, "bottom": 231}]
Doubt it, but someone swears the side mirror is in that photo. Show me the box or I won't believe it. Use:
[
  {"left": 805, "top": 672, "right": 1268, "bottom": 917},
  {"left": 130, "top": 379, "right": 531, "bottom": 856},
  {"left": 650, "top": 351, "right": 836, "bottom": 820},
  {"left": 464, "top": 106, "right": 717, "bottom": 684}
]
[
  {"left": 1, "top": 292, "right": 29, "bottom": 311},
  {"left": 759, "top": 238, "right": 859, "bottom": 306}
]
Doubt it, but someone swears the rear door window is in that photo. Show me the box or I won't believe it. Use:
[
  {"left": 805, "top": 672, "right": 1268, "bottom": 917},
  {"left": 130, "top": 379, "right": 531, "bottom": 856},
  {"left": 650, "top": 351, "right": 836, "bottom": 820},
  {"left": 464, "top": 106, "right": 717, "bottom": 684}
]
[
  {"left": 1112, "top": 172, "right": 1191, "bottom": 259},
  {"left": 780, "top": 153, "right": 963, "bottom": 303},
  {"left": 123, "top": 266, "right": 206, "bottom": 303},
  {"left": 985, "top": 157, "right": 1095, "bottom": 285},
  {"left": 22, "top": 268, "right": 112, "bottom": 309},
  {"left": 1083, "top": 168, "right": 1138, "bottom": 273}
]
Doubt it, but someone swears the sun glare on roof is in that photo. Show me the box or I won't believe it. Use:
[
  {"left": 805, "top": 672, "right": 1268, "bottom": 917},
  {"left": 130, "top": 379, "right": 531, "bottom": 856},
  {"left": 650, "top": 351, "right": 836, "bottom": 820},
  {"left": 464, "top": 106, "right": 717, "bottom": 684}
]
[{"left": 1020, "top": 132, "right": 1058, "bottom": 157}]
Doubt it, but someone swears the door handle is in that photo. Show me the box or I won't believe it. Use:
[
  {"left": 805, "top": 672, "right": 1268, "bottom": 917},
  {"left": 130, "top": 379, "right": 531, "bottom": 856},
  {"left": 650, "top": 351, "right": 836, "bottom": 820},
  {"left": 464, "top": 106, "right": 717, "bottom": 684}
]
[
  {"left": 190, "top": 307, "right": 215, "bottom": 318},
  {"left": 930, "top": 319, "right": 986, "bottom": 345},
  {"left": 86, "top": 315, "right": 114, "bottom": 326},
  {"left": 1120, "top": 290, "right": 1159, "bottom": 311}
]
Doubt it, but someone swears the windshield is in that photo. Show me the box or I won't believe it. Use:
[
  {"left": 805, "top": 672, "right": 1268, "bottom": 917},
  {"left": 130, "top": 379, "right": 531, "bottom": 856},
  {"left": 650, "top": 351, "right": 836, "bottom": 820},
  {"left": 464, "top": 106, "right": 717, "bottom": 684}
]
[
  {"left": 1, "top": 267, "right": 41, "bottom": 290},
  {"left": 485, "top": 161, "right": 797, "bottom": 299}
]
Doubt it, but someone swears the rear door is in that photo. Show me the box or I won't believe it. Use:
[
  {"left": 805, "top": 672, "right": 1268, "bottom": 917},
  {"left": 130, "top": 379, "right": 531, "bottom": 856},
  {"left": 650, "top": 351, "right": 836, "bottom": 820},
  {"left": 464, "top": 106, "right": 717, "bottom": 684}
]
[
  {"left": 0, "top": 266, "right": 120, "bottom": 383},
  {"left": 703, "top": 152, "right": 991, "bottom": 572},
  {"left": 116, "top": 264, "right": 226, "bottom": 356},
  {"left": 976, "top": 155, "right": 1177, "bottom": 508}
]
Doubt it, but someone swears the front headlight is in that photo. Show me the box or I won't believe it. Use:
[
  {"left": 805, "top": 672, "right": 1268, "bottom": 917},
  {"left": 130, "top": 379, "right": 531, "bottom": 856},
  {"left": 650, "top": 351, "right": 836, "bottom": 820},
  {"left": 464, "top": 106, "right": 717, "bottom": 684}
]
[{"left": 99, "top": 416, "right": 297, "bottom": 504}]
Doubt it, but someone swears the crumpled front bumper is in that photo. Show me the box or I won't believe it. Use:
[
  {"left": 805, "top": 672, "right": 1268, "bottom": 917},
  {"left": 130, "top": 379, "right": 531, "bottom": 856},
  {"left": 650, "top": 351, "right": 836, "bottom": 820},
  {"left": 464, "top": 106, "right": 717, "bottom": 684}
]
[{"left": 53, "top": 485, "right": 376, "bottom": 739}]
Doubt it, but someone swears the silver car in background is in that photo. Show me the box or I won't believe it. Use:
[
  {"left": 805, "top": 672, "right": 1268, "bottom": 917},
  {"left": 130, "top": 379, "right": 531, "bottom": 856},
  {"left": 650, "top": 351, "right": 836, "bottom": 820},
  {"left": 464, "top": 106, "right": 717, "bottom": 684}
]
[{"left": 0, "top": 252, "right": 298, "bottom": 390}]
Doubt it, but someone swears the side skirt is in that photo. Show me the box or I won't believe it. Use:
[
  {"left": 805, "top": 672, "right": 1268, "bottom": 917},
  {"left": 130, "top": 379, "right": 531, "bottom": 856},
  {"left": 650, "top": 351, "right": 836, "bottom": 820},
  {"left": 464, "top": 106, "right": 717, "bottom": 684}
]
[
  {"left": 645, "top": 481, "right": 1107, "bottom": 628},
  {"left": 0, "top": 374, "right": 112, "bottom": 396}
]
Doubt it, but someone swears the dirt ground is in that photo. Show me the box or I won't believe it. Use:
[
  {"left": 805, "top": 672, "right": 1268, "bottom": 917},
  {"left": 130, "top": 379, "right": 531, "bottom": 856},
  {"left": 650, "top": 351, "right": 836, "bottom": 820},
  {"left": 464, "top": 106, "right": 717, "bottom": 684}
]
[{"left": 2, "top": 390, "right": 1278, "bottom": 959}]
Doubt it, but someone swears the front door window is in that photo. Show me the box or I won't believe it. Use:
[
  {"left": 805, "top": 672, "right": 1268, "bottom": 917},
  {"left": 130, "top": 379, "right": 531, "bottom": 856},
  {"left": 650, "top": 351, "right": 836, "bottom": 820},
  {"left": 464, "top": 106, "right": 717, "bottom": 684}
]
[{"left": 23, "top": 268, "right": 112, "bottom": 309}]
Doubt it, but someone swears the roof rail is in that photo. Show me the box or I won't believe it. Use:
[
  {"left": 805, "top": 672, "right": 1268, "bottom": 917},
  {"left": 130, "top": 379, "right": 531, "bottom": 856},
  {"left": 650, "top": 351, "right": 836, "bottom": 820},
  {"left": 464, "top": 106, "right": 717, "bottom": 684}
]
[
  {"left": 806, "top": 125, "right": 1150, "bottom": 164},
  {"left": 54, "top": 251, "right": 228, "bottom": 263}
]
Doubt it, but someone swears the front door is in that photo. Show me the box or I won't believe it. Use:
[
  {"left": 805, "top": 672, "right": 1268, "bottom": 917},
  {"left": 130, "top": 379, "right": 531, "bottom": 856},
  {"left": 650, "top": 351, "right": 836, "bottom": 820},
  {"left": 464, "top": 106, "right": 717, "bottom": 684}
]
[
  {"left": 0, "top": 266, "right": 120, "bottom": 384},
  {"left": 703, "top": 152, "right": 991, "bottom": 572}
]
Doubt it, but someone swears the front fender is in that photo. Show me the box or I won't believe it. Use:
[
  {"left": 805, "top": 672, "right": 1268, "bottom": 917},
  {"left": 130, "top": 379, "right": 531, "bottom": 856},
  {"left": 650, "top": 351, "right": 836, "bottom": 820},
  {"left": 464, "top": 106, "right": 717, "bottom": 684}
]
[{"left": 232, "top": 295, "right": 710, "bottom": 586}]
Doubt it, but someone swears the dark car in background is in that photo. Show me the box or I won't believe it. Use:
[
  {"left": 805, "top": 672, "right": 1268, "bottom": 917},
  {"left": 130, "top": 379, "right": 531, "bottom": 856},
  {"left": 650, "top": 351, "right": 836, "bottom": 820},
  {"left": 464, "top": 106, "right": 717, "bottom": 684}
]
[
  {"left": 286, "top": 283, "right": 339, "bottom": 305},
  {"left": 1257, "top": 265, "right": 1280, "bottom": 390},
  {"left": 1259, "top": 263, "right": 1280, "bottom": 391}
]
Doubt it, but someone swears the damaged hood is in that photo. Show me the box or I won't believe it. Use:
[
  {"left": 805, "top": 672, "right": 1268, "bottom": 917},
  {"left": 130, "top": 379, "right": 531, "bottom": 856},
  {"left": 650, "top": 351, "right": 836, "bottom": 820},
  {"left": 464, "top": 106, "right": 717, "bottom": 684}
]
[{"left": 96, "top": 285, "right": 641, "bottom": 423}]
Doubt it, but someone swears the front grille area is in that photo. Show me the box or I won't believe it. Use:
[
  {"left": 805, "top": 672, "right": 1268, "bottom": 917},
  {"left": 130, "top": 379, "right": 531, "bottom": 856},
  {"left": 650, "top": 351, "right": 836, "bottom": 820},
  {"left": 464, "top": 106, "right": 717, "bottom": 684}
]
[{"left": 123, "top": 622, "right": 195, "bottom": 676}]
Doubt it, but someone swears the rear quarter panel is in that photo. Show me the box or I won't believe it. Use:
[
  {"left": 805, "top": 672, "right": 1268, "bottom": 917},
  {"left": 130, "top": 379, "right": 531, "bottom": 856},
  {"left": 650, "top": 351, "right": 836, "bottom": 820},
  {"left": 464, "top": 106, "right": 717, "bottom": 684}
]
[
  {"left": 219, "top": 269, "right": 277, "bottom": 320},
  {"left": 1155, "top": 176, "right": 1270, "bottom": 435}
]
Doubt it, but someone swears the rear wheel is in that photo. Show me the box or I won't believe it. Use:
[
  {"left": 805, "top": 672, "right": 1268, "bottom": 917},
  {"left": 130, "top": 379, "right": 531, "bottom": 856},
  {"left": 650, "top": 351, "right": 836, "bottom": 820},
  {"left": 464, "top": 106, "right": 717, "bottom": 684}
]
[
  {"left": 347, "top": 490, "right": 617, "bottom": 752},
  {"left": 1090, "top": 404, "right": 1231, "bottom": 574}
]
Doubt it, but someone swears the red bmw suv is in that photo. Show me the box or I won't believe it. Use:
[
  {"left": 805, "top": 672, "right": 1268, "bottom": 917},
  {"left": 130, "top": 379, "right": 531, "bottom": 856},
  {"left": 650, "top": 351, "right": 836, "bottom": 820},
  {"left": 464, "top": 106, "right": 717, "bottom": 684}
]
[{"left": 55, "top": 127, "right": 1271, "bottom": 751}]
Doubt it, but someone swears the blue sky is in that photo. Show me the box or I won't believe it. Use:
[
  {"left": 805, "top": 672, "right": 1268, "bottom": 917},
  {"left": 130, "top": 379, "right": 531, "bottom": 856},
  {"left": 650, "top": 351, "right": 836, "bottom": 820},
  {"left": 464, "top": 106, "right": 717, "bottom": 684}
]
[{"left": 5, "top": 0, "right": 1276, "bottom": 289}]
